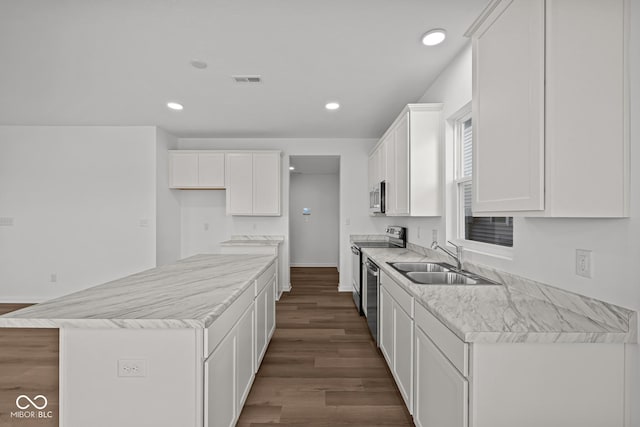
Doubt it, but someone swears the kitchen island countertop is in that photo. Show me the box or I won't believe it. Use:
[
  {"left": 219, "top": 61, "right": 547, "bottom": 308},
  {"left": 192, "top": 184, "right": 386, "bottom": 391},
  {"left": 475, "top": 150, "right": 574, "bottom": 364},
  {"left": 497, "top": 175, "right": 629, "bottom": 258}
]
[{"left": 0, "top": 254, "right": 276, "bottom": 329}]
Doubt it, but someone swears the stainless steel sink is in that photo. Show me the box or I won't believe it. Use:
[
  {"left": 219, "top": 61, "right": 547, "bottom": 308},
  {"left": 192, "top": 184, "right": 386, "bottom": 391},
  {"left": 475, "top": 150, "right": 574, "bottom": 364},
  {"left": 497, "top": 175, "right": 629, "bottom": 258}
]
[
  {"left": 388, "top": 262, "right": 453, "bottom": 273},
  {"left": 387, "top": 262, "right": 500, "bottom": 286}
]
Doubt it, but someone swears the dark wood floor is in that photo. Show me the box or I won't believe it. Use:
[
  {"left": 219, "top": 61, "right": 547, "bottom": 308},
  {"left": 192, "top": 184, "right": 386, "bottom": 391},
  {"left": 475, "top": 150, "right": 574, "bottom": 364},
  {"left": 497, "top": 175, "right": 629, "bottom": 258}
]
[
  {"left": 0, "top": 304, "right": 59, "bottom": 427},
  {"left": 237, "top": 267, "right": 413, "bottom": 427}
]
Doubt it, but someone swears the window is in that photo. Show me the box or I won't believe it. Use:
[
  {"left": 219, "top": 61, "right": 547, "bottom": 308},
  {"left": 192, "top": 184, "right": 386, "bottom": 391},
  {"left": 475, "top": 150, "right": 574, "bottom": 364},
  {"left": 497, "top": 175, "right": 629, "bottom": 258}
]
[{"left": 453, "top": 113, "right": 513, "bottom": 248}]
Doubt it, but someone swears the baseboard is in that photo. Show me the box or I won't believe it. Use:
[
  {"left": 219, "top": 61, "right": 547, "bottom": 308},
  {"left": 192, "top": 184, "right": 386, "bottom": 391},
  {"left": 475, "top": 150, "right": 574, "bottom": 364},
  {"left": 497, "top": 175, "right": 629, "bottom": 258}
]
[
  {"left": 338, "top": 284, "right": 352, "bottom": 293},
  {"left": 0, "top": 297, "right": 46, "bottom": 304},
  {"left": 290, "top": 263, "right": 338, "bottom": 268}
]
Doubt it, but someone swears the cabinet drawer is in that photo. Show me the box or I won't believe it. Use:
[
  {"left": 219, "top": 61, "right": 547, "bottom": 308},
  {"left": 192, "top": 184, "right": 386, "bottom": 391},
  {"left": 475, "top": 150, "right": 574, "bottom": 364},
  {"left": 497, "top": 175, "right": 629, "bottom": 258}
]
[
  {"left": 415, "top": 302, "right": 468, "bottom": 377},
  {"left": 205, "top": 284, "right": 254, "bottom": 358},
  {"left": 380, "top": 271, "right": 413, "bottom": 317},
  {"left": 255, "top": 262, "right": 276, "bottom": 296}
]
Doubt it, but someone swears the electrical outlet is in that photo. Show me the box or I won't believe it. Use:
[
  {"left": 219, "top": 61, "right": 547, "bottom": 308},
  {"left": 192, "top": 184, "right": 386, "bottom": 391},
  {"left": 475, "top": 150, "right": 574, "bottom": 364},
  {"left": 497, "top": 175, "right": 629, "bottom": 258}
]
[
  {"left": 203, "top": 223, "right": 209, "bottom": 231},
  {"left": 50, "top": 274, "right": 57, "bottom": 283},
  {"left": 576, "top": 249, "right": 592, "bottom": 279},
  {"left": 139, "top": 219, "right": 149, "bottom": 228},
  {"left": 118, "top": 359, "right": 147, "bottom": 377}
]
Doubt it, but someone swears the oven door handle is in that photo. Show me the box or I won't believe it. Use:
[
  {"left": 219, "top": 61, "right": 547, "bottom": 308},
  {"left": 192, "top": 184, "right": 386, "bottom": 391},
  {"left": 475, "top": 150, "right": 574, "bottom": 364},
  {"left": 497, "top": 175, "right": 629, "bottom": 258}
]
[
  {"left": 365, "top": 260, "right": 379, "bottom": 276},
  {"left": 351, "top": 246, "right": 360, "bottom": 255}
]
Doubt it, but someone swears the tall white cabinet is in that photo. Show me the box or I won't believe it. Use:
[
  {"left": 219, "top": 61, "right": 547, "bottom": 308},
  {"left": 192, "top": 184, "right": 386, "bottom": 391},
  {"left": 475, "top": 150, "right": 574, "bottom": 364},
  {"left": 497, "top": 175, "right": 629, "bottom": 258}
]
[
  {"left": 467, "top": 0, "right": 629, "bottom": 217},
  {"left": 368, "top": 104, "right": 442, "bottom": 217}
]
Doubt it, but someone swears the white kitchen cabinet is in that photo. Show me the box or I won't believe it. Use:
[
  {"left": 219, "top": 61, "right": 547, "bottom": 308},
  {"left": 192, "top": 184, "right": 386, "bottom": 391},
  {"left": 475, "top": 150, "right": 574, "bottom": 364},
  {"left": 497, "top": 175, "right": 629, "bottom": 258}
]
[
  {"left": 226, "top": 151, "right": 281, "bottom": 216},
  {"left": 379, "top": 285, "right": 393, "bottom": 366},
  {"left": 169, "top": 151, "right": 225, "bottom": 189},
  {"left": 414, "top": 327, "right": 468, "bottom": 427},
  {"left": 236, "top": 302, "right": 255, "bottom": 410},
  {"left": 204, "top": 329, "right": 236, "bottom": 427},
  {"left": 379, "top": 272, "right": 414, "bottom": 412},
  {"left": 467, "top": 0, "right": 629, "bottom": 217},
  {"left": 369, "top": 104, "right": 442, "bottom": 217},
  {"left": 204, "top": 260, "right": 276, "bottom": 427},
  {"left": 255, "top": 275, "right": 276, "bottom": 371},
  {"left": 253, "top": 152, "right": 281, "bottom": 215}
]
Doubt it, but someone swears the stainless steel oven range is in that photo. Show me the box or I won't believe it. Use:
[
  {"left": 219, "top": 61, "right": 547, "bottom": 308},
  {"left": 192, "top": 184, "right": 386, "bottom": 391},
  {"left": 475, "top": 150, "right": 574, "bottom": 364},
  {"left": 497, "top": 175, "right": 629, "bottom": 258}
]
[{"left": 350, "top": 226, "right": 406, "bottom": 317}]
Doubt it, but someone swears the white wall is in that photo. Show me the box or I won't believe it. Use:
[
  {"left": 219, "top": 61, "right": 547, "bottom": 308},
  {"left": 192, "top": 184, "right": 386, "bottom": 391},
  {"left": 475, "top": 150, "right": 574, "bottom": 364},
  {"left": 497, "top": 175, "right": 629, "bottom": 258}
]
[
  {"left": 0, "top": 126, "right": 157, "bottom": 302},
  {"left": 155, "top": 128, "right": 181, "bottom": 266},
  {"left": 386, "top": 9, "right": 640, "bottom": 424},
  {"left": 289, "top": 173, "right": 339, "bottom": 267},
  {"left": 177, "top": 138, "right": 379, "bottom": 292}
]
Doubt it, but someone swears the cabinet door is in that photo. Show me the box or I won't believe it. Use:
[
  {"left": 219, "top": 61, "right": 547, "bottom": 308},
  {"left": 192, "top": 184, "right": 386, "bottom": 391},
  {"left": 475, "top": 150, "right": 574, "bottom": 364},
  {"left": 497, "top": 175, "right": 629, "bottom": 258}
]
[
  {"left": 472, "top": 0, "right": 545, "bottom": 213},
  {"left": 226, "top": 153, "right": 253, "bottom": 215},
  {"left": 236, "top": 303, "right": 255, "bottom": 410},
  {"left": 266, "top": 276, "right": 276, "bottom": 340},
  {"left": 199, "top": 153, "right": 225, "bottom": 188},
  {"left": 368, "top": 153, "right": 376, "bottom": 192},
  {"left": 169, "top": 153, "right": 198, "bottom": 188},
  {"left": 253, "top": 152, "right": 281, "bottom": 216},
  {"left": 393, "top": 113, "right": 410, "bottom": 215},
  {"left": 394, "top": 304, "right": 413, "bottom": 412},
  {"left": 204, "top": 331, "right": 236, "bottom": 427},
  {"left": 414, "top": 327, "right": 468, "bottom": 427},
  {"left": 255, "top": 285, "right": 268, "bottom": 370},
  {"left": 379, "top": 286, "right": 393, "bottom": 366},
  {"left": 384, "top": 134, "right": 396, "bottom": 215}
]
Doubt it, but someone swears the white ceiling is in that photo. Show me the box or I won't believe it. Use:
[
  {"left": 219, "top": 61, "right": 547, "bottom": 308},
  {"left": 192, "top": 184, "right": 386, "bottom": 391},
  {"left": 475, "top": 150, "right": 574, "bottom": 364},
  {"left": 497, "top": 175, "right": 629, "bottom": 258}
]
[
  {"left": 0, "top": 0, "right": 488, "bottom": 138},
  {"left": 290, "top": 156, "right": 340, "bottom": 175}
]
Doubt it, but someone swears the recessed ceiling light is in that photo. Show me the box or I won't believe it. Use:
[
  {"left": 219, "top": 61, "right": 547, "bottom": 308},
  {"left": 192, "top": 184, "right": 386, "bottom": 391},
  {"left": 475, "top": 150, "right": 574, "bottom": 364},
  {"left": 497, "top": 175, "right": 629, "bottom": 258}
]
[
  {"left": 422, "top": 29, "right": 447, "bottom": 46},
  {"left": 190, "top": 60, "right": 208, "bottom": 69},
  {"left": 289, "top": 166, "right": 295, "bottom": 171},
  {"left": 167, "top": 102, "right": 184, "bottom": 111},
  {"left": 325, "top": 102, "right": 340, "bottom": 110}
]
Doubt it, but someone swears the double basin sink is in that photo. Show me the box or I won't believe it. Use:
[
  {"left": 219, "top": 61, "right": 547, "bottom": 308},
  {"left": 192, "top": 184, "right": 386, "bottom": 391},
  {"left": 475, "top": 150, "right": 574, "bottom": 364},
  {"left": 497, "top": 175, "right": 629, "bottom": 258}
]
[{"left": 387, "top": 262, "right": 500, "bottom": 286}]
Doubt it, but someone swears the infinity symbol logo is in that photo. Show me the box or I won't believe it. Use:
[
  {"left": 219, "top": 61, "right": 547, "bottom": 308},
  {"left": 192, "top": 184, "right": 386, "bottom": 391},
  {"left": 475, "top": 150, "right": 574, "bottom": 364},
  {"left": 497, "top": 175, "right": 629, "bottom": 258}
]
[{"left": 16, "top": 395, "right": 48, "bottom": 410}]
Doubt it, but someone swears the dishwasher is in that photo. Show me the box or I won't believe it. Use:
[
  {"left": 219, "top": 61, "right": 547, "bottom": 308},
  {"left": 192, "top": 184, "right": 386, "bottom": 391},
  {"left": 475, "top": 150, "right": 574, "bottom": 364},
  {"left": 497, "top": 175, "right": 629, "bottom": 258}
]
[{"left": 364, "top": 257, "right": 380, "bottom": 343}]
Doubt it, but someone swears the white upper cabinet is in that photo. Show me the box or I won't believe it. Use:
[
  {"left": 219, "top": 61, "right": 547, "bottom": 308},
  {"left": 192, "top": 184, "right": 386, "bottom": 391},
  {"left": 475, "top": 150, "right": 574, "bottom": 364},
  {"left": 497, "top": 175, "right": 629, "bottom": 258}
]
[
  {"left": 369, "top": 104, "right": 442, "bottom": 217},
  {"left": 226, "top": 153, "right": 254, "bottom": 215},
  {"left": 252, "top": 152, "right": 281, "bottom": 216},
  {"left": 226, "top": 151, "right": 281, "bottom": 216},
  {"left": 467, "top": 0, "right": 629, "bottom": 217},
  {"left": 170, "top": 151, "right": 225, "bottom": 189}
]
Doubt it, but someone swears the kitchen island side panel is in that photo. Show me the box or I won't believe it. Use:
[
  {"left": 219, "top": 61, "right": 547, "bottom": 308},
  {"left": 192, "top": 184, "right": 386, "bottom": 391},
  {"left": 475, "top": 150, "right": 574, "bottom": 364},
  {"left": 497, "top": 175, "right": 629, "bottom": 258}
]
[{"left": 60, "top": 328, "right": 202, "bottom": 427}]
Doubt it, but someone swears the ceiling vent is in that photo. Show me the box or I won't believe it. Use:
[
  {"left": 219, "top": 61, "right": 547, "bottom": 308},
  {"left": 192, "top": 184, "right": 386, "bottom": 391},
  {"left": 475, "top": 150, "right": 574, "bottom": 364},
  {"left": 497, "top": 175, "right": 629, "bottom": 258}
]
[{"left": 232, "top": 75, "right": 262, "bottom": 83}]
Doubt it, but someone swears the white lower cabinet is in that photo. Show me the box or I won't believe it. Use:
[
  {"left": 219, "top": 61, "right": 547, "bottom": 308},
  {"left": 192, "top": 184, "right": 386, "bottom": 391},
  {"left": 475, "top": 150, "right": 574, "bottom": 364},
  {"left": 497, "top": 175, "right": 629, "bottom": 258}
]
[
  {"left": 377, "top": 270, "right": 626, "bottom": 427},
  {"left": 414, "top": 327, "right": 468, "bottom": 427},
  {"left": 204, "top": 330, "right": 236, "bottom": 427},
  {"left": 205, "top": 302, "right": 254, "bottom": 427},
  {"left": 379, "top": 273, "right": 414, "bottom": 412},
  {"left": 204, "top": 260, "right": 276, "bottom": 427}
]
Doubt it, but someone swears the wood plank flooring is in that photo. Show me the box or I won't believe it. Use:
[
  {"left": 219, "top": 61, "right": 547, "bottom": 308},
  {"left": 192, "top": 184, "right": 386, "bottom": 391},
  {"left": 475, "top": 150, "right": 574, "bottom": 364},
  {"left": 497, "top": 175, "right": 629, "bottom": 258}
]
[
  {"left": 0, "top": 304, "right": 59, "bottom": 427},
  {"left": 237, "top": 267, "right": 413, "bottom": 427}
]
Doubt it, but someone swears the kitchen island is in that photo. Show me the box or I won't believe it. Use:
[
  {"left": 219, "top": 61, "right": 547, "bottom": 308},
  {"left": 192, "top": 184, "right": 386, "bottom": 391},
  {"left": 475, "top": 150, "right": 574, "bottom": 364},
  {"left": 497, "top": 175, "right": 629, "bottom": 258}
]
[{"left": 0, "top": 254, "right": 278, "bottom": 427}]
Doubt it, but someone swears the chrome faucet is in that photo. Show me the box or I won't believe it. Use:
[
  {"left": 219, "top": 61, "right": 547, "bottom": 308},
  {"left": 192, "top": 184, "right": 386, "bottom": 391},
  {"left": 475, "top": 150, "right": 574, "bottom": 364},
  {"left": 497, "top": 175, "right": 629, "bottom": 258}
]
[{"left": 431, "top": 240, "right": 463, "bottom": 271}]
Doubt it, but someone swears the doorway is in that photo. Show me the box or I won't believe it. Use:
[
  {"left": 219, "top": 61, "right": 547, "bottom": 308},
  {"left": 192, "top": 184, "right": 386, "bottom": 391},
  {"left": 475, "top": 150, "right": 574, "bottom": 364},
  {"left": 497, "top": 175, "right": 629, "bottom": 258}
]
[{"left": 288, "top": 156, "right": 340, "bottom": 269}]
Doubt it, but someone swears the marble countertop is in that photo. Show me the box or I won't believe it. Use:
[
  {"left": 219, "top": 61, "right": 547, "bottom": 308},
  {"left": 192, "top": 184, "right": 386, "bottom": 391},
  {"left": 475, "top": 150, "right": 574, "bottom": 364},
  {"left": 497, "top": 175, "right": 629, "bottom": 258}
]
[
  {"left": 363, "top": 247, "right": 636, "bottom": 344},
  {"left": 0, "top": 254, "right": 276, "bottom": 329},
  {"left": 220, "top": 235, "right": 284, "bottom": 246}
]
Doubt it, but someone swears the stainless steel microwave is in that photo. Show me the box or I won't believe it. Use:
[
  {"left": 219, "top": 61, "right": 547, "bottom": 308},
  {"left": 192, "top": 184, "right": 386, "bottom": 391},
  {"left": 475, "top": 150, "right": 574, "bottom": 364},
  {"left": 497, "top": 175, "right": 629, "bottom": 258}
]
[{"left": 369, "top": 181, "right": 385, "bottom": 214}]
